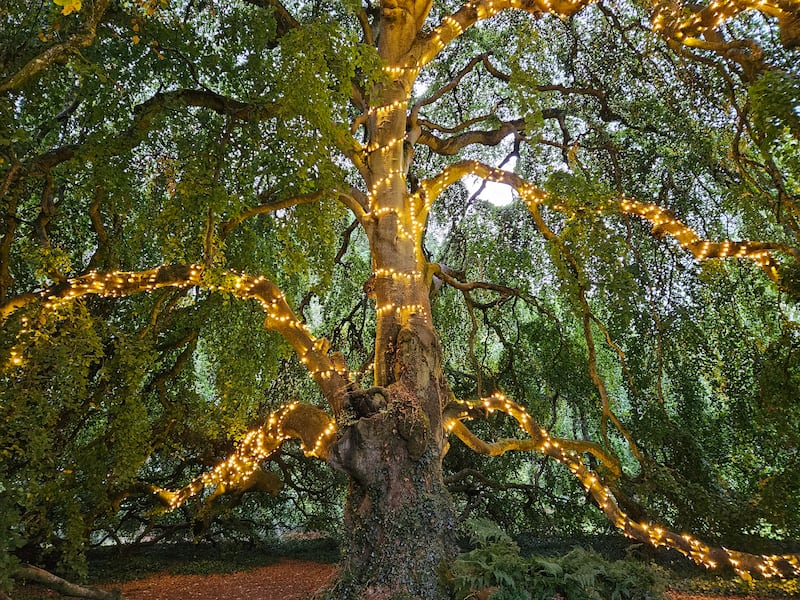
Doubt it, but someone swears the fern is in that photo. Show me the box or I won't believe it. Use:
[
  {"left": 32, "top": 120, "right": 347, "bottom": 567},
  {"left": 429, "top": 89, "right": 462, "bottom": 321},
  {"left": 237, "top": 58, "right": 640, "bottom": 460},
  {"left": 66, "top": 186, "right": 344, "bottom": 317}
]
[{"left": 450, "top": 521, "right": 666, "bottom": 600}]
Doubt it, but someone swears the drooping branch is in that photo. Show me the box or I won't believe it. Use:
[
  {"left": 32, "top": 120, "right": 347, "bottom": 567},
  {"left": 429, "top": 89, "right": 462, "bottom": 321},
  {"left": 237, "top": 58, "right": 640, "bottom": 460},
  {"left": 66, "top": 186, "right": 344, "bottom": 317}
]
[
  {"left": 418, "top": 160, "right": 797, "bottom": 281},
  {"left": 424, "top": 160, "right": 797, "bottom": 464},
  {"left": 524, "top": 202, "right": 647, "bottom": 465},
  {"left": 6, "top": 88, "right": 282, "bottom": 213},
  {"left": 154, "top": 402, "right": 336, "bottom": 509},
  {"left": 0, "top": 0, "right": 112, "bottom": 92},
  {"left": 447, "top": 393, "right": 800, "bottom": 579},
  {"left": 0, "top": 265, "right": 351, "bottom": 412}
]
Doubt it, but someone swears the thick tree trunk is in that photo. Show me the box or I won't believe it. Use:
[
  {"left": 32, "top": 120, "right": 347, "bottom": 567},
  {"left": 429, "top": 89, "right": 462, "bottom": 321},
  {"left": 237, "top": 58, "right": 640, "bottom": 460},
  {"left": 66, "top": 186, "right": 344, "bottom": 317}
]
[
  {"left": 329, "top": 388, "right": 456, "bottom": 599},
  {"left": 324, "top": 6, "right": 459, "bottom": 594}
]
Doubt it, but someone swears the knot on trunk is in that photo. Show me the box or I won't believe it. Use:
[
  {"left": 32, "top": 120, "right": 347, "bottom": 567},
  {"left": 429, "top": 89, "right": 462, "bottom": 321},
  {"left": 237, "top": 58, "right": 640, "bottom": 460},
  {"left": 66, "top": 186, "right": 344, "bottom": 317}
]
[
  {"left": 348, "top": 386, "right": 388, "bottom": 418},
  {"left": 328, "top": 392, "right": 431, "bottom": 483}
]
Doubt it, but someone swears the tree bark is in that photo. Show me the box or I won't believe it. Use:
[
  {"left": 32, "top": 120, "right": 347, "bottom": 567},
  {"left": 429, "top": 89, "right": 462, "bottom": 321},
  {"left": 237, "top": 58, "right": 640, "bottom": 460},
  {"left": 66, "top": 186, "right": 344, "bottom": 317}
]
[
  {"left": 329, "top": 388, "right": 456, "bottom": 599},
  {"left": 13, "top": 564, "right": 120, "bottom": 600}
]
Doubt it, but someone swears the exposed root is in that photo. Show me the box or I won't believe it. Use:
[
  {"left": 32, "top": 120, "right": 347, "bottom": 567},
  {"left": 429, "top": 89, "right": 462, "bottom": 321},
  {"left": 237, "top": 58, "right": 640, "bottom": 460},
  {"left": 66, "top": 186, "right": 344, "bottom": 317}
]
[{"left": 13, "top": 564, "right": 119, "bottom": 600}]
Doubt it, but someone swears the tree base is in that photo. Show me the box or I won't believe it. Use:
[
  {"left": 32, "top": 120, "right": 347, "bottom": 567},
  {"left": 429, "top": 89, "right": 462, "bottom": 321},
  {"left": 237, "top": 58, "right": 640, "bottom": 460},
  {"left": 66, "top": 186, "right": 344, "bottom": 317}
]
[{"left": 328, "top": 408, "right": 457, "bottom": 599}]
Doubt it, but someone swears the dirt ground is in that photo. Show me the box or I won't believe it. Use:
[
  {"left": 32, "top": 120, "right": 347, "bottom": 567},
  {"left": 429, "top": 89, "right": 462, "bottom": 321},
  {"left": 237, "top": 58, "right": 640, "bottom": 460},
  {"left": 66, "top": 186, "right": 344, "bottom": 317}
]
[{"left": 12, "top": 560, "right": 786, "bottom": 600}]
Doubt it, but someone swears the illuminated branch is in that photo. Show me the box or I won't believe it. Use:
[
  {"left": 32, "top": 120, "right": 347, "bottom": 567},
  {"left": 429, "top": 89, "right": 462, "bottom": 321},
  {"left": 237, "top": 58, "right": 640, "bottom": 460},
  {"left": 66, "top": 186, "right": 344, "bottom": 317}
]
[
  {"left": 651, "top": 0, "right": 800, "bottom": 50},
  {"left": 420, "top": 160, "right": 797, "bottom": 281},
  {"left": 445, "top": 398, "right": 622, "bottom": 476},
  {"left": 415, "top": 159, "right": 545, "bottom": 227},
  {"left": 0, "top": 265, "right": 351, "bottom": 412},
  {"left": 447, "top": 393, "right": 800, "bottom": 578},
  {"left": 413, "top": 0, "right": 596, "bottom": 69},
  {"left": 0, "top": 0, "right": 112, "bottom": 92},
  {"left": 154, "top": 402, "right": 336, "bottom": 509},
  {"left": 425, "top": 161, "right": 797, "bottom": 464},
  {"left": 619, "top": 196, "right": 799, "bottom": 282}
]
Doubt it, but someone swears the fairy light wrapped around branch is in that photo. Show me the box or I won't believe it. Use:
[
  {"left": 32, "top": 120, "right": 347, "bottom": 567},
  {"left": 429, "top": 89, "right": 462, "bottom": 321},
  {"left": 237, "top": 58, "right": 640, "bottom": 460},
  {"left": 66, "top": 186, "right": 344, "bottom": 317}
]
[
  {"left": 445, "top": 392, "right": 800, "bottom": 579},
  {"left": 155, "top": 402, "right": 337, "bottom": 510}
]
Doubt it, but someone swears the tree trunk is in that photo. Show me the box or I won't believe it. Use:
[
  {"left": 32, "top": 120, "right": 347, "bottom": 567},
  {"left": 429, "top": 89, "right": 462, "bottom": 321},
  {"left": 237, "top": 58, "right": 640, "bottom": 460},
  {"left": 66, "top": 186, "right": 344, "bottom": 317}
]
[
  {"left": 324, "top": 6, "right": 459, "bottom": 594},
  {"left": 329, "top": 387, "right": 457, "bottom": 600}
]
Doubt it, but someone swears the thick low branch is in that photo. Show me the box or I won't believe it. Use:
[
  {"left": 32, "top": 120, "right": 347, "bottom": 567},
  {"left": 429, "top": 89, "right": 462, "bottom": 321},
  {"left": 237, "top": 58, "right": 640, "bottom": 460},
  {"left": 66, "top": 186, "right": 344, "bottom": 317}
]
[
  {"left": 154, "top": 402, "right": 335, "bottom": 509},
  {"left": 447, "top": 393, "right": 800, "bottom": 578},
  {"left": 0, "top": 265, "right": 351, "bottom": 412},
  {"left": 13, "top": 564, "right": 119, "bottom": 600}
]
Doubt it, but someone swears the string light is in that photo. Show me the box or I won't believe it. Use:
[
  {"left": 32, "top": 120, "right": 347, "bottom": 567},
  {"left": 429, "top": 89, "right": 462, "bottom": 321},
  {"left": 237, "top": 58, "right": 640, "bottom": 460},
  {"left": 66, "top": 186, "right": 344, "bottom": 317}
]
[
  {"left": 446, "top": 392, "right": 800, "bottom": 578},
  {"left": 156, "top": 402, "right": 337, "bottom": 509},
  {"left": 620, "top": 196, "right": 784, "bottom": 279}
]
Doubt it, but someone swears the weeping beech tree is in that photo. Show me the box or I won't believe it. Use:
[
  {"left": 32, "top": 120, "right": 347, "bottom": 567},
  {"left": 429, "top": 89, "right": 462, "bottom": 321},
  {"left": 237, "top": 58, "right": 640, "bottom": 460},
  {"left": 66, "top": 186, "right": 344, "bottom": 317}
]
[{"left": 2, "top": 0, "right": 800, "bottom": 597}]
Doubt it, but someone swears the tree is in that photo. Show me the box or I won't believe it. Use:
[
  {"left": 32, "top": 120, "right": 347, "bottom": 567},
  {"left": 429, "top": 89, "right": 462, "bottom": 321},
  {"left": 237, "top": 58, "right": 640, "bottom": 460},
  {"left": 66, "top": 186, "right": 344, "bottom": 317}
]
[{"left": 2, "top": 0, "right": 800, "bottom": 597}]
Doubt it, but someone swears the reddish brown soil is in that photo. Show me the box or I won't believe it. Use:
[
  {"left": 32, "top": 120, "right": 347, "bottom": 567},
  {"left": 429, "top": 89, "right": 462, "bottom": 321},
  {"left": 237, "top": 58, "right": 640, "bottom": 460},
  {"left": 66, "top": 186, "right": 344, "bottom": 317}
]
[
  {"left": 105, "top": 559, "right": 337, "bottom": 599},
  {"left": 12, "top": 560, "right": 785, "bottom": 600}
]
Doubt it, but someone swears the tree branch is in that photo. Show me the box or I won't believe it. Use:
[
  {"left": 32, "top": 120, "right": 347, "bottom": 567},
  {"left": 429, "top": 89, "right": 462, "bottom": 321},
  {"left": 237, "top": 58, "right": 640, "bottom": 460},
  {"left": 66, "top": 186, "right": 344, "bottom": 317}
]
[
  {"left": 219, "top": 189, "right": 366, "bottom": 240},
  {"left": 416, "top": 119, "right": 526, "bottom": 155},
  {"left": 447, "top": 393, "right": 800, "bottom": 578},
  {"left": 651, "top": 0, "right": 800, "bottom": 51},
  {"left": 154, "top": 402, "right": 336, "bottom": 509},
  {"left": 0, "top": 0, "right": 112, "bottom": 92},
  {"left": 411, "top": 0, "right": 595, "bottom": 70},
  {"left": 418, "top": 160, "right": 797, "bottom": 282},
  {"left": 10, "top": 88, "right": 281, "bottom": 201},
  {"left": 620, "top": 196, "right": 798, "bottom": 282},
  {"left": 242, "top": 0, "right": 301, "bottom": 36},
  {"left": 0, "top": 265, "right": 351, "bottom": 412}
]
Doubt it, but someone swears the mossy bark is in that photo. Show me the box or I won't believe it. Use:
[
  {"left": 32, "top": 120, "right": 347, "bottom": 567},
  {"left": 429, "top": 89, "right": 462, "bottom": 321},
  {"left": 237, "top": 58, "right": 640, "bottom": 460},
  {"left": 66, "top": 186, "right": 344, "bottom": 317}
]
[{"left": 328, "top": 398, "right": 456, "bottom": 600}]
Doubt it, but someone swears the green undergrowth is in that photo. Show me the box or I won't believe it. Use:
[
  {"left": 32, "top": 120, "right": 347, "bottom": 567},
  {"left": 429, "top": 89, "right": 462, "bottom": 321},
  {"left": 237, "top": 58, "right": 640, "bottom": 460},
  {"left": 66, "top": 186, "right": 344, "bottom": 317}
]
[
  {"left": 19, "top": 530, "right": 798, "bottom": 599},
  {"left": 451, "top": 520, "right": 800, "bottom": 599},
  {"left": 449, "top": 519, "right": 667, "bottom": 600}
]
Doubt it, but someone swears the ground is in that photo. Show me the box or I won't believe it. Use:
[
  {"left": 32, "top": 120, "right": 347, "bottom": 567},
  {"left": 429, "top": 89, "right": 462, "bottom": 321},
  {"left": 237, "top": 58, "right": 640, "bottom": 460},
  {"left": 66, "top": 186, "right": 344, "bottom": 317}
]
[{"left": 11, "top": 559, "right": 788, "bottom": 599}]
